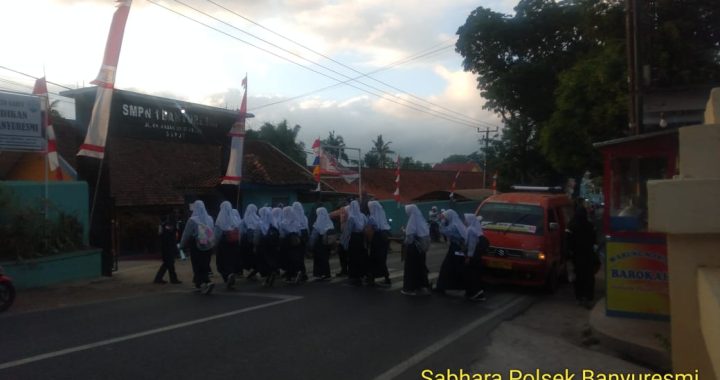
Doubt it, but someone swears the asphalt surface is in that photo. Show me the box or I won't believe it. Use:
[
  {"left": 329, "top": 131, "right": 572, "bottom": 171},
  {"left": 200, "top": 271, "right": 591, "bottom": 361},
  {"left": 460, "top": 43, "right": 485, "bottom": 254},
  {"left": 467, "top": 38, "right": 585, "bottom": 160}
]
[{"left": 0, "top": 243, "right": 537, "bottom": 380}]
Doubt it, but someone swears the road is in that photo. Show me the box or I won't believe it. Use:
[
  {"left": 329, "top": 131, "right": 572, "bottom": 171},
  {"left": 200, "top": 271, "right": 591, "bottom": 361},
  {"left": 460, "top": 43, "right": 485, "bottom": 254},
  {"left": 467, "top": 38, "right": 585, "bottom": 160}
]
[{"left": 0, "top": 243, "right": 538, "bottom": 380}]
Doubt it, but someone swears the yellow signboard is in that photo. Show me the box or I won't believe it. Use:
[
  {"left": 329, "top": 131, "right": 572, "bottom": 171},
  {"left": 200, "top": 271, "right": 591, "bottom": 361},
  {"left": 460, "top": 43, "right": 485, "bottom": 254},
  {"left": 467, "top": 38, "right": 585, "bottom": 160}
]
[{"left": 605, "top": 239, "right": 669, "bottom": 320}]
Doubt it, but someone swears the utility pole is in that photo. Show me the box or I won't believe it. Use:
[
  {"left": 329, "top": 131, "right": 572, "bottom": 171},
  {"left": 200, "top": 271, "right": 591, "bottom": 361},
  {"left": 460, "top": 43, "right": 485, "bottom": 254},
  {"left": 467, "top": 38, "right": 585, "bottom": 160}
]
[
  {"left": 478, "top": 127, "right": 499, "bottom": 188},
  {"left": 626, "top": 0, "right": 642, "bottom": 135}
]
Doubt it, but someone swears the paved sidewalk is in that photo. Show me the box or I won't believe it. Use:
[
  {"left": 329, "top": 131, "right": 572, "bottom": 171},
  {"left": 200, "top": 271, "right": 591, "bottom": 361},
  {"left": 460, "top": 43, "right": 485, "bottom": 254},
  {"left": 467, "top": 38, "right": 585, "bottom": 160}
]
[{"left": 8, "top": 258, "right": 193, "bottom": 314}]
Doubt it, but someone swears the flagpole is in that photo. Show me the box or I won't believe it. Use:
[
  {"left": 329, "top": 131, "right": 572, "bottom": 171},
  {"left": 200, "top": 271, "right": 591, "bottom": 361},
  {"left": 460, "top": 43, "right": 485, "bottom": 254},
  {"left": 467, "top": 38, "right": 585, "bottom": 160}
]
[{"left": 42, "top": 69, "right": 49, "bottom": 223}]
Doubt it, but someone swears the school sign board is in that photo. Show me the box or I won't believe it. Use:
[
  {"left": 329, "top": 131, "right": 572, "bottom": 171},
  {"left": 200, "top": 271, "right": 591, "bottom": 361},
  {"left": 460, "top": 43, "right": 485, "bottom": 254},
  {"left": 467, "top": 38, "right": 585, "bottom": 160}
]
[
  {"left": 0, "top": 91, "right": 43, "bottom": 151},
  {"left": 605, "top": 237, "right": 670, "bottom": 320}
]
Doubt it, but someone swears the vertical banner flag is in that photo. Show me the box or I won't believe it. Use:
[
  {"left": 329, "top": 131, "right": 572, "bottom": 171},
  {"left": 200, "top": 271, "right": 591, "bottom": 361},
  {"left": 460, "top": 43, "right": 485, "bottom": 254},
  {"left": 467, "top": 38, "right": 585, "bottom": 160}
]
[
  {"left": 312, "top": 138, "right": 322, "bottom": 191},
  {"left": 449, "top": 170, "right": 460, "bottom": 199},
  {"left": 32, "top": 77, "right": 62, "bottom": 180},
  {"left": 393, "top": 155, "right": 400, "bottom": 202},
  {"left": 222, "top": 75, "right": 248, "bottom": 185},
  {"left": 78, "top": 0, "right": 132, "bottom": 159}
]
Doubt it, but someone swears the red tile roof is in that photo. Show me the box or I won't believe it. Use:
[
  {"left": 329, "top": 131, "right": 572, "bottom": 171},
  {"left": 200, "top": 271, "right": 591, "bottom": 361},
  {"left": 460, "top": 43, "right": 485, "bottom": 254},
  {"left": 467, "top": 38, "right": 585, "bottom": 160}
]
[{"left": 320, "top": 168, "right": 487, "bottom": 202}]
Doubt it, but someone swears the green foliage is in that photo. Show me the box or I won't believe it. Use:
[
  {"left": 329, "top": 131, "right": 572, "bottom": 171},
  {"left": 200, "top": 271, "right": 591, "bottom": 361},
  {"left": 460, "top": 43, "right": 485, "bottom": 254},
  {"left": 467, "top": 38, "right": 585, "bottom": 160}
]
[
  {"left": 321, "top": 131, "right": 349, "bottom": 164},
  {"left": 0, "top": 185, "right": 84, "bottom": 262},
  {"left": 440, "top": 154, "right": 470, "bottom": 164},
  {"left": 400, "top": 157, "right": 432, "bottom": 170},
  {"left": 456, "top": 0, "right": 719, "bottom": 182},
  {"left": 365, "top": 134, "right": 395, "bottom": 168},
  {"left": 246, "top": 119, "right": 307, "bottom": 165}
]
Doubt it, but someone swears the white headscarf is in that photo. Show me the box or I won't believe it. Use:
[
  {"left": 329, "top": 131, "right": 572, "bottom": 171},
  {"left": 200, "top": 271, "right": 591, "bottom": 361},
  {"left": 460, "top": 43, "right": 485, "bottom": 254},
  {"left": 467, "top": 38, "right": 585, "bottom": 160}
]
[
  {"left": 443, "top": 209, "right": 466, "bottom": 237},
  {"left": 368, "top": 201, "right": 390, "bottom": 231},
  {"left": 190, "top": 200, "right": 213, "bottom": 227},
  {"left": 292, "top": 202, "right": 309, "bottom": 230},
  {"left": 464, "top": 213, "right": 484, "bottom": 257},
  {"left": 271, "top": 207, "right": 282, "bottom": 229},
  {"left": 404, "top": 204, "right": 429, "bottom": 237},
  {"left": 347, "top": 200, "right": 367, "bottom": 231},
  {"left": 280, "top": 206, "right": 301, "bottom": 235},
  {"left": 464, "top": 213, "right": 483, "bottom": 238},
  {"left": 232, "top": 209, "right": 242, "bottom": 226},
  {"left": 313, "top": 207, "right": 334, "bottom": 234},
  {"left": 259, "top": 207, "right": 272, "bottom": 235},
  {"left": 242, "top": 204, "right": 261, "bottom": 231},
  {"left": 216, "top": 201, "right": 239, "bottom": 231}
]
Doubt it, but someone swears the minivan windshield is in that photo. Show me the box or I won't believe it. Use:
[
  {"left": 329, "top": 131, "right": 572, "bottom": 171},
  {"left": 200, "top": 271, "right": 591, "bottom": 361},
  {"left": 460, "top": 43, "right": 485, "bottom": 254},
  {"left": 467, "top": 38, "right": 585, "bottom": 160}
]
[{"left": 478, "top": 202, "right": 545, "bottom": 235}]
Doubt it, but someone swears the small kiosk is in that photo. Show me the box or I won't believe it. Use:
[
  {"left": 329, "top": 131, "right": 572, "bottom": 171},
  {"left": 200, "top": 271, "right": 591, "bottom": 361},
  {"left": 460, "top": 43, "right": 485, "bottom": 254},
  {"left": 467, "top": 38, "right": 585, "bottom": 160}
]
[{"left": 594, "top": 129, "right": 678, "bottom": 320}]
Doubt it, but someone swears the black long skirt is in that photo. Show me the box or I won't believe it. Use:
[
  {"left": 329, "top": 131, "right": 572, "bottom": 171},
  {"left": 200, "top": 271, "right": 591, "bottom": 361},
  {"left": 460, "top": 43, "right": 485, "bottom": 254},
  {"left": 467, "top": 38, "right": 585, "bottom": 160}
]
[
  {"left": 436, "top": 242, "right": 465, "bottom": 291},
  {"left": 312, "top": 235, "right": 331, "bottom": 277},
  {"left": 347, "top": 232, "right": 368, "bottom": 280},
  {"left": 369, "top": 231, "right": 390, "bottom": 279},
  {"left": 216, "top": 239, "right": 240, "bottom": 282},
  {"left": 403, "top": 242, "right": 429, "bottom": 291}
]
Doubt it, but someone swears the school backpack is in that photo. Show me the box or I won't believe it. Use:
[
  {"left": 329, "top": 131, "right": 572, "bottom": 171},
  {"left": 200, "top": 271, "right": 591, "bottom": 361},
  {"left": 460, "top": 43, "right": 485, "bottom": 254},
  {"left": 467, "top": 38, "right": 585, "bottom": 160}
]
[{"left": 196, "top": 223, "right": 215, "bottom": 251}]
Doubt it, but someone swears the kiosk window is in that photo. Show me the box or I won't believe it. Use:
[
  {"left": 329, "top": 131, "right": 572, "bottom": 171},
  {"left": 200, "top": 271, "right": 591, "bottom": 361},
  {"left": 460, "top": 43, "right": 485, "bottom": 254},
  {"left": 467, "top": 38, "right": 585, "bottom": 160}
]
[{"left": 610, "top": 156, "right": 668, "bottom": 231}]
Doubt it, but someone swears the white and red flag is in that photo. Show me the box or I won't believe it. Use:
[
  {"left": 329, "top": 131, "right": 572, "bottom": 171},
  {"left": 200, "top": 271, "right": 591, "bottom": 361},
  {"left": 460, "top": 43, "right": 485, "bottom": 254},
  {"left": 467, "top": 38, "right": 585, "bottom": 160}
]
[
  {"left": 32, "top": 77, "right": 62, "bottom": 180},
  {"left": 449, "top": 170, "right": 460, "bottom": 199},
  {"left": 78, "top": 0, "right": 132, "bottom": 159},
  {"left": 222, "top": 76, "right": 248, "bottom": 185},
  {"left": 393, "top": 155, "right": 400, "bottom": 202}
]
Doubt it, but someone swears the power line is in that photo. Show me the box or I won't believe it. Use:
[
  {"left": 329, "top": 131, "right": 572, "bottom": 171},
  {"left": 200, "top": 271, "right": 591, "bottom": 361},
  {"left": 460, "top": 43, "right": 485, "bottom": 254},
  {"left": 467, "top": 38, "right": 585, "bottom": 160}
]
[
  {"left": 251, "top": 44, "right": 454, "bottom": 111},
  {"left": 0, "top": 77, "right": 76, "bottom": 105},
  {"left": 170, "top": 0, "right": 483, "bottom": 127},
  {"left": 203, "top": 0, "right": 491, "bottom": 126},
  {"left": 148, "top": 0, "right": 484, "bottom": 128},
  {"left": 0, "top": 65, "right": 74, "bottom": 90}
]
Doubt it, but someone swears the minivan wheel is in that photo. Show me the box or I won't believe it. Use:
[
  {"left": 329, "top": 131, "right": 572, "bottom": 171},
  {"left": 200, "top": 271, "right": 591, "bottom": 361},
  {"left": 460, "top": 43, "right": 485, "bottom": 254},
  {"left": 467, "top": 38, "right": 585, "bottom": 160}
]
[{"left": 544, "top": 264, "right": 559, "bottom": 294}]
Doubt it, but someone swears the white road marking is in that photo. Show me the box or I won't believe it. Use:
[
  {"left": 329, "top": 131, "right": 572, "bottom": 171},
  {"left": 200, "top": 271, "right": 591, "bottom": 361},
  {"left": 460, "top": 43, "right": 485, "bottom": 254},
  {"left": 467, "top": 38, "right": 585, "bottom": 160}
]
[
  {"left": 373, "top": 296, "right": 531, "bottom": 380},
  {"left": 0, "top": 295, "right": 302, "bottom": 371}
]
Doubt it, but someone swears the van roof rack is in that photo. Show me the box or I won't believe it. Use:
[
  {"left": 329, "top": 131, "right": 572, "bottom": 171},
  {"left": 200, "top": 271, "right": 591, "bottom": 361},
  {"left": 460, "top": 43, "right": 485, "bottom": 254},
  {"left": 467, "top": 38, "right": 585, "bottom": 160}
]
[{"left": 510, "top": 185, "right": 564, "bottom": 193}]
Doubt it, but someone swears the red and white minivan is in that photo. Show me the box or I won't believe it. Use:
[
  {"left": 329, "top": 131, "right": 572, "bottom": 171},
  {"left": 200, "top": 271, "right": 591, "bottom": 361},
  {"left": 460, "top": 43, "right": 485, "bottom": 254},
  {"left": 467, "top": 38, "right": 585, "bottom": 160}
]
[{"left": 475, "top": 188, "right": 574, "bottom": 291}]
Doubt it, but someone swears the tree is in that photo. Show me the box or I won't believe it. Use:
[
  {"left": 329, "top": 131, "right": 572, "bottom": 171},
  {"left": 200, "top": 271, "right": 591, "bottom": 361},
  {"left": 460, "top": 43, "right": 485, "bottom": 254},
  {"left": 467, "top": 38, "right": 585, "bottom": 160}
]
[
  {"left": 440, "top": 154, "right": 470, "bottom": 164},
  {"left": 401, "top": 157, "right": 432, "bottom": 170},
  {"left": 321, "top": 130, "right": 349, "bottom": 164},
  {"left": 367, "top": 134, "right": 395, "bottom": 169},
  {"left": 246, "top": 120, "right": 306, "bottom": 165}
]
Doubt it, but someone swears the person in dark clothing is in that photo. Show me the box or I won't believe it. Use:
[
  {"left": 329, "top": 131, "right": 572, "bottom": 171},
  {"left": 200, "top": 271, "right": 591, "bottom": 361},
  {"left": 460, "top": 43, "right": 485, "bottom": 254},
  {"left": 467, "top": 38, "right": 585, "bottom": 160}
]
[
  {"left": 154, "top": 213, "right": 182, "bottom": 284},
  {"left": 310, "top": 207, "right": 335, "bottom": 280},
  {"left": 215, "top": 201, "right": 241, "bottom": 290},
  {"left": 292, "top": 202, "right": 310, "bottom": 282},
  {"left": 257, "top": 207, "right": 281, "bottom": 287},
  {"left": 434, "top": 209, "right": 467, "bottom": 293},
  {"left": 401, "top": 204, "right": 431, "bottom": 296},
  {"left": 241, "top": 204, "right": 261, "bottom": 279},
  {"left": 462, "top": 213, "right": 487, "bottom": 301},
  {"left": 329, "top": 202, "right": 349, "bottom": 276},
  {"left": 341, "top": 200, "right": 368, "bottom": 286},
  {"left": 567, "top": 205, "right": 598, "bottom": 308},
  {"left": 367, "top": 201, "right": 391, "bottom": 286},
  {"left": 179, "top": 200, "right": 216, "bottom": 295}
]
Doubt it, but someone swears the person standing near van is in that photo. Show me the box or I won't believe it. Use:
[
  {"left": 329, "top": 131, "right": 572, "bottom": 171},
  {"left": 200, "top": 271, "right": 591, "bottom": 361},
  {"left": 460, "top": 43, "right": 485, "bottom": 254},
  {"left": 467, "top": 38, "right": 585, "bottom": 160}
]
[
  {"left": 463, "top": 214, "right": 487, "bottom": 301},
  {"left": 401, "top": 204, "right": 431, "bottom": 296},
  {"left": 179, "top": 200, "right": 216, "bottom": 295},
  {"left": 435, "top": 209, "right": 467, "bottom": 293},
  {"left": 567, "top": 205, "right": 597, "bottom": 307}
]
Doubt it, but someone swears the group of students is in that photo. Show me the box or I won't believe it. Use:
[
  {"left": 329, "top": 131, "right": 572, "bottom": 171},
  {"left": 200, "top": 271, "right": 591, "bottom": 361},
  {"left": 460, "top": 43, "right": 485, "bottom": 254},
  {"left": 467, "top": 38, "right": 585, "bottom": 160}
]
[{"left": 154, "top": 198, "right": 489, "bottom": 301}]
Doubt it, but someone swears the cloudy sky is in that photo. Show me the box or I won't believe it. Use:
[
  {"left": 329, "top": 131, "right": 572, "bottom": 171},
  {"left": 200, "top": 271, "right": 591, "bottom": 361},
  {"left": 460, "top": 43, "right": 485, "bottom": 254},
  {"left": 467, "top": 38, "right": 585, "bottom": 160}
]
[{"left": 0, "top": 0, "right": 515, "bottom": 164}]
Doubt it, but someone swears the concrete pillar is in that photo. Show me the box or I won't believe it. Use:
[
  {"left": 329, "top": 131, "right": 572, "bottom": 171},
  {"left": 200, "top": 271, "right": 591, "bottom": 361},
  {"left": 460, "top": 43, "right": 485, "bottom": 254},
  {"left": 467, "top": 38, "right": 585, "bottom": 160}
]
[{"left": 648, "top": 88, "right": 720, "bottom": 379}]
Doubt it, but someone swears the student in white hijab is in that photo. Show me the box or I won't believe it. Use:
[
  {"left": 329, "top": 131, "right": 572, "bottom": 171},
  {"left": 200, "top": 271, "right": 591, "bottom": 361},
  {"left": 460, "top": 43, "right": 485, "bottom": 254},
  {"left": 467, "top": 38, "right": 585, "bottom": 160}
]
[
  {"left": 179, "top": 200, "right": 216, "bottom": 294},
  {"left": 292, "top": 202, "right": 310, "bottom": 282},
  {"left": 257, "top": 207, "right": 280, "bottom": 287},
  {"left": 215, "top": 201, "right": 241, "bottom": 290},
  {"left": 462, "top": 213, "right": 487, "bottom": 301},
  {"left": 401, "top": 204, "right": 431, "bottom": 296},
  {"left": 341, "top": 200, "right": 368, "bottom": 286},
  {"left": 435, "top": 209, "right": 467, "bottom": 294},
  {"left": 310, "top": 207, "right": 336, "bottom": 281},
  {"left": 367, "top": 201, "right": 392, "bottom": 286},
  {"left": 241, "top": 204, "right": 262, "bottom": 280},
  {"left": 280, "top": 206, "right": 304, "bottom": 283}
]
